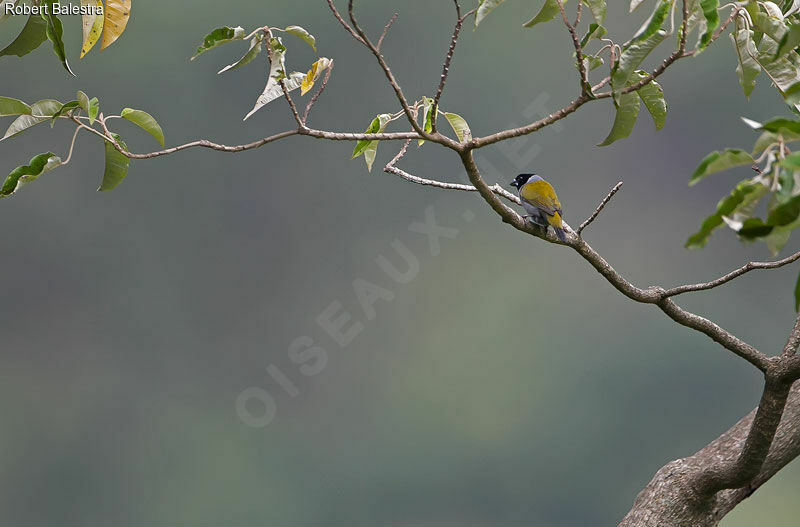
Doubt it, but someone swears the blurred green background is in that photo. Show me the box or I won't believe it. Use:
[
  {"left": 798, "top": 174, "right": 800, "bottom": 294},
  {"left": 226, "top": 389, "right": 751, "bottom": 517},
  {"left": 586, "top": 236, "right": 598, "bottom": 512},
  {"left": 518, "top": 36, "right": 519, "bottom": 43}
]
[{"left": 1, "top": 1, "right": 799, "bottom": 525}]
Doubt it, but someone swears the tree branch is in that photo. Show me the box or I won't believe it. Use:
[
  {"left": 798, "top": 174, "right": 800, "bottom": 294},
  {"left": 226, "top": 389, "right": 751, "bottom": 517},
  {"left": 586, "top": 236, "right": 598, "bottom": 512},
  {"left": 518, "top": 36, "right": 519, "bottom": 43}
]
[
  {"left": 471, "top": 0, "right": 702, "bottom": 150},
  {"left": 694, "top": 375, "right": 792, "bottom": 493},
  {"left": 383, "top": 139, "right": 517, "bottom": 200},
  {"left": 44, "top": 3, "right": 795, "bottom": 524},
  {"left": 663, "top": 250, "right": 800, "bottom": 297},
  {"left": 325, "top": 0, "right": 366, "bottom": 45},
  {"left": 783, "top": 312, "right": 800, "bottom": 357},
  {"left": 431, "top": 0, "right": 466, "bottom": 133},
  {"left": 376, "top": 13, "right": 398, "bottom": 51},
  {"left": 303, "top": 59, "right": 334, "bottom": 123},
  {"left": 620, "top": 381, "right": 800, "bottom": 527},
  {"left": 556, "top": 0, "right": 591, "bottom": 96},
  {"left": 453, "top": 150, "right": 772, "bottom": 370},
  {"left": 344, "top": 0, "right": 433, "bottom": 141},
  {"left": 577, "top": 181, "right": 623, "bottom": 235}
]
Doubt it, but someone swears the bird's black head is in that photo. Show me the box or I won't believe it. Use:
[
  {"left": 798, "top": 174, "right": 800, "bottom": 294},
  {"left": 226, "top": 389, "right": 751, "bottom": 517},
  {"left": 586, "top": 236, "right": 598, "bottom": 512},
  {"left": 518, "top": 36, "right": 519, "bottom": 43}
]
[{"left": 510, "top": 173, "right": 536, "bottom": 189}]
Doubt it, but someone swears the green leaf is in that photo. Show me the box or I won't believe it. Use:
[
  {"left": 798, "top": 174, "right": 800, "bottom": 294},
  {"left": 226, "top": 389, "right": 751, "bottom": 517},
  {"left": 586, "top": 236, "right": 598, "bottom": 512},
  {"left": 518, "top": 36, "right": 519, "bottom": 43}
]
[
  {"left": 191, "top": 26, "right": 246, "bottom": 60},
  {"left": 284, "top": 25, "right": 316, "bottom": 51},
  {"left": 584, "top": 0, "right": 607, "bottom": 23},
  {"left": 632, "top": 71, "right": 666, "bottom": 129},
  {"left": 352, "top": 114, "right": 391, "bottom": 172},
  {"left": 244, "top": 37, "right": 308, "bottom": 120},
  {"left": 731, "top": 27, "right": 761, "bottom": 97},
  {"left": 630, "top": 0, "right": 649, "bottom": 12},
  {"left": 418, "top": 97, "right": 435, "bottom": 146},
  {"left": 757, "top": 36, "right": 800, "bottom": 101},
  {"left": 50, "top": 100, "right": 79, "bottom": 125},
  {"left": 752, "top": 129, "right": 800, "bottom": 154},
  {"left": 99, "top": 134, "right": 131, "bottom": 191},
  {"left": 779, "top": 152, "right": 800, "bottom": 169},
  {"left": 611, "top": 30, "right": 668, "bottom": 99},
  {"left": 218, "top": 34, "right": 263, "bottom": 74},
  {"left": 747, "top": 10, "right": 786, "bottom": 55},
  {"left": 598, "top": 91, "right": 640, "bottom": 146},
  {"left": 737, "top": 217, "right": 774, "bottom": 238},
  {"left": 363, "top": 114, "right": 392, "bottom": 172},
  {"left": 352, "top": 114, "right": 387, "bottom": 158},
  {"left": 0, "top": 13, "right": 47, "bottom": 57},
  {"left": 0, "top": 152, "right": 61, "bottom": 198},
  {"left": 689, "top": 149, "right": 755, "bottom": 185},
  {"left": 475, "top": 0, "right": 506, "bottom": 27},
  {"left": 523, "top": 0, "right": 569, "bottom": 28},
  {"left": 628, "top": 0, "right": 671, "bottom": 43},
  {"left": 764, "top": 203, "right": 800, "bottom": 255},
  {"left": 444, "top": 112, "right": 472, "bottom": 143},
  {"left": 766, "top": 224, "right": 793, "bottom": 255},
  {"left": 767, "top": 193, "right": 800, "bottom": 225},
  {"left": 42, "top": 3, "right": 74, "bottom": 76},
  {"left": 77, "top": 91, "right": 100, "bottom": 125},
  {"left": 121, "top": 108, "right": 165, "bottom": 147},
  {"left": 784, "top": 81, "right": 800, "bottom": 106},
  {"left": 580, "top": 23, "right": 607, "bottom": 47},
  {"left": 1, "top": 99, "right": 62, "bottom": 141},
  {"left": 777, "top": 23, "right": 800, "bottom": 57},
  {"left": 616, "top": 0, "right": 671, "bottom": 86},
  {"left": 686, "top": 180, "right": 768, "bottom": 248},
  {"left": 696, "top": 0, "right": 720, "bottom": 52},
  {"left": 761, "top": 116, "right": 800, "bottom": 133},
  {"left": 0, "top": 96, "right": 31, "bottom": 117},
  {"left": 582, "top": 54, "right": 605, "bottom": 71}
]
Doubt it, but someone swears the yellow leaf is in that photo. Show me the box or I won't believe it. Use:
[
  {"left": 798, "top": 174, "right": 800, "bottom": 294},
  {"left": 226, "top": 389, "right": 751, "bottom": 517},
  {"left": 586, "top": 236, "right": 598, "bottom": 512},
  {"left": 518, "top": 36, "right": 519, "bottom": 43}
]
[
  {"left": 80, "top": 0, "right": 104, "bottom": 58},
  {"left": 101, "top": 0, "right": 130, "bottom": 50},
  {"left": 300, "top": 57, "right": 331, "bottom": 96}
]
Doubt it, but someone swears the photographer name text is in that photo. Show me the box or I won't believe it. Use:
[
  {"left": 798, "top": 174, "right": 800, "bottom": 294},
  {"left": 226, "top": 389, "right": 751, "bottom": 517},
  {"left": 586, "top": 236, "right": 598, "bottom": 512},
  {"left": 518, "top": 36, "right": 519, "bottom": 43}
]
[{"left": 4, "top": 2, "right": 103, "bottom": 16}]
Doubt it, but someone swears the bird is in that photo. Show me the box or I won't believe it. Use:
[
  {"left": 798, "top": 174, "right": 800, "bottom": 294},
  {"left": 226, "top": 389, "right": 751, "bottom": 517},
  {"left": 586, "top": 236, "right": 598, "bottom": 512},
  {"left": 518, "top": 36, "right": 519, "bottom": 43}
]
[{"left": 510, "top": 173, "right": 567, "bottom": 242}]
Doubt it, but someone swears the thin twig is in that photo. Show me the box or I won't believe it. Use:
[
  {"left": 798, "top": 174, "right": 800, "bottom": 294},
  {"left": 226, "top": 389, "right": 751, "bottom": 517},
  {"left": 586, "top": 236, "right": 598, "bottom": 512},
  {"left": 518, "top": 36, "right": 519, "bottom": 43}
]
[
  {"left": 345, "top": 0, "right": 439, "bottom": 142},
  {"left": 325, "top": 0, "right": 366, "bottom": 45},
  {"left": 280, "top": 80, "right": 305, "bottom": 127},
  {"left": 472, "top": 0, "right": 703, "bottom": 149},
  {"left": 556, "top": 0, "right": 590, "bottom": 96},
  {"left": 431, "top": 0, "right": 464, "bottom": 133},
  {"left": 577, "top": 181, "right": 623, "bottom": 235},
  {"left": 376, "top": 13, "right": 398, "bottom": 51},
  {"left": 62, "top": 126, "right": 81, "bottom": 165},
  {"left": 384, "top": 139, "right": 520, "bottom": 202},
  {"left": 303, "top": 59, "right": 334, "bottom": 123},
  {"left": 663, "top": 251, "right": 800, "bottom": 297},
  {"left": 714, "top": 8, "right": 740, "bottom": 46},
  {"left": 678, "top": 0, "right": 689, "bottom": 53}
]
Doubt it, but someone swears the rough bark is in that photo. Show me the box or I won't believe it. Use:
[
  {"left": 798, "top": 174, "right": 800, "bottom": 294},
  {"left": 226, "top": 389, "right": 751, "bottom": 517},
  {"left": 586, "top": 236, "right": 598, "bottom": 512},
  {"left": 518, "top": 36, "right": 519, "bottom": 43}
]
[{"left": 619, "top": 382, "right": 800, "bottom": 526}]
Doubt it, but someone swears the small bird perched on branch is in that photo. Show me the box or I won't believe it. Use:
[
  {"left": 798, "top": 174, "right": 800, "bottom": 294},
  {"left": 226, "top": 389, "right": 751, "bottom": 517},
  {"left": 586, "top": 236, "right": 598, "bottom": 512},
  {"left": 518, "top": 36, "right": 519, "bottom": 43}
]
[{"left": 510, "top": 173, "right": 567, "bottom": 242}]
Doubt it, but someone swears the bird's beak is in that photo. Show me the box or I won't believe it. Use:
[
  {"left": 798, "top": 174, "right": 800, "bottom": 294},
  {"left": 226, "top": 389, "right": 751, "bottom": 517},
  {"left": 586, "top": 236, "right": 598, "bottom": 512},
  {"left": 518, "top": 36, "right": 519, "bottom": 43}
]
[{"left": 508, "top": 180, "right": 516, "bottom": 187}]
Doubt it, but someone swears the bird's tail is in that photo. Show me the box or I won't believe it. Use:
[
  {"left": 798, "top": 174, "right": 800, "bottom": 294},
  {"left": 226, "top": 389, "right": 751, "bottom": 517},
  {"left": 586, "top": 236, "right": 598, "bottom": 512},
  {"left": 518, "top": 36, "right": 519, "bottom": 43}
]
[{"left": 547, "top": 212, "right": 567, "bottom": 242}]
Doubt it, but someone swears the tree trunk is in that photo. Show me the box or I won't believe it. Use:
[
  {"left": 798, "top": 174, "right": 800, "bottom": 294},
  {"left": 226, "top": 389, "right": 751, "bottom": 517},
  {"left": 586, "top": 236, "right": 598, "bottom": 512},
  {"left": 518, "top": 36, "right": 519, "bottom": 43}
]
[{"left": 619, "top": 381, "right": 800, "bottom": 526}]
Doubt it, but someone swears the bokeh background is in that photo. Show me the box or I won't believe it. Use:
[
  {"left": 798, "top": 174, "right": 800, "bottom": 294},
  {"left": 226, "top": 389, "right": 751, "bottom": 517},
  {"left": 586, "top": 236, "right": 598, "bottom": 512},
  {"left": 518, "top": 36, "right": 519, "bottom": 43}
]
[{"left": 1, "top": 1, "right": 798, "bottom": 526}]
